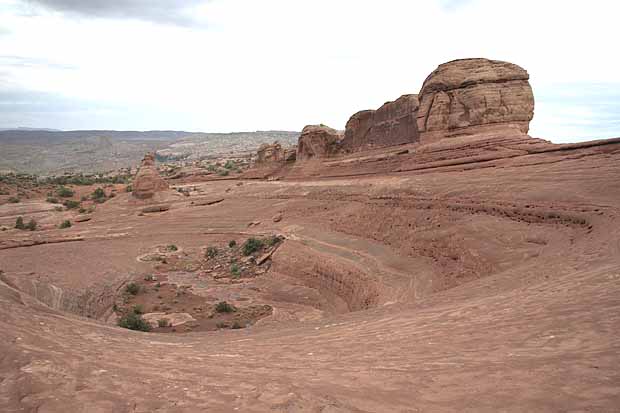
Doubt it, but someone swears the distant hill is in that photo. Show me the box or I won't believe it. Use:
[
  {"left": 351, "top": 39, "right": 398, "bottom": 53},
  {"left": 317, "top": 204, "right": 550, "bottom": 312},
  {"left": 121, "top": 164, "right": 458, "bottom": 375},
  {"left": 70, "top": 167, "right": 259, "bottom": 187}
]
[{"left": 0, "top": 129, "right": 299, "bottom": 174}]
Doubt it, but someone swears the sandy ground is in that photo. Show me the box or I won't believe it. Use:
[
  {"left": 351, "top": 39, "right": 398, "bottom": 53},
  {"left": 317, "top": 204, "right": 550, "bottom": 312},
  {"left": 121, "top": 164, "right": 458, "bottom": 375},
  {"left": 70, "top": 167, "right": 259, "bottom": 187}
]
[{"left": 1, "top": 134, "right": 619, "bottom": 412}]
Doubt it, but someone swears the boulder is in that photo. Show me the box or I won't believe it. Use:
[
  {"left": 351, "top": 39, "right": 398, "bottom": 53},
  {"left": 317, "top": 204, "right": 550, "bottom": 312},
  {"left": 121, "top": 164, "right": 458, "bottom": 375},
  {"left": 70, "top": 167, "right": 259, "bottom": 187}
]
[
  {"left": 416, "top": 58, "right": 534, "bottom": 142},
  {"left": 296, "top": 125, "right": 342, "bottom": 161},
  {"left": 256, "top": 141, "right": 286, "bottom": 164},
  {"left": 132, "top": 153, "right": 169, "bottom": 199},
  {"left": 341, "top": 94, "right": 419, "bottom": 152}
]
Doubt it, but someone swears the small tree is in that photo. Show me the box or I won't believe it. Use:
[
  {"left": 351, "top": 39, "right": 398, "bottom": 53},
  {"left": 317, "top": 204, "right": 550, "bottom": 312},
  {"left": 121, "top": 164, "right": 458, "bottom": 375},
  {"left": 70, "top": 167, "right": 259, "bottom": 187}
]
[
  {"left": 15, "top": 216, "right": 25, "bottom": 229},
  {"left": 125, "top": 282, "right": 140, "bottom": 295},
  {"left": 56, "top": 186, "right": 74, "bottom": 198},
  {"left": 215, "top": 301, "right": 235, "bottom": 313},
  {"left": 228, "top": 240, "right": 237, "bottom": 248},
  {"left": 92, "top": 187, "right": 106, "bottom": 199},
  {"left": 242, "top": 237, "right": 264, "bottom": 255},
  {"left": 59, "top": 220, "right": 72, "bottom": 229},
  {"left": 206, "top": 246, "right": 218, "bottom": 259}
]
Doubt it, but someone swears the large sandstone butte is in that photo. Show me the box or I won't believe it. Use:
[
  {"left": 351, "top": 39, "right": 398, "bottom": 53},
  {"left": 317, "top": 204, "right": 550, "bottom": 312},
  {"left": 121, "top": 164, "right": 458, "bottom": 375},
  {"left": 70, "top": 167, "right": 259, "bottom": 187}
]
[
  {"left": 131, "top": 153, "right": 169, "bottom": 199},
  {"left": 1, "top": 58, "right": 620, "bottom": 412},
  {"left": 296, "top": 124, "right": 342, "bottom": 161},
  {"left": 416, "top": 58, "right": 535, "bottom": 141},
  {"left": 341, "top": 94, "right": 420, "bottom": 152}
]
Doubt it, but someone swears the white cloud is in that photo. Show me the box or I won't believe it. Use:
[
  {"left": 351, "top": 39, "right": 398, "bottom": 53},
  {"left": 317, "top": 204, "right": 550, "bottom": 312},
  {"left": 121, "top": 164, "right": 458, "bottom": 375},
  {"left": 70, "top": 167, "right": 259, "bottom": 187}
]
[{"left": 0, "top": 0, "right": 618, "bottom": 141}]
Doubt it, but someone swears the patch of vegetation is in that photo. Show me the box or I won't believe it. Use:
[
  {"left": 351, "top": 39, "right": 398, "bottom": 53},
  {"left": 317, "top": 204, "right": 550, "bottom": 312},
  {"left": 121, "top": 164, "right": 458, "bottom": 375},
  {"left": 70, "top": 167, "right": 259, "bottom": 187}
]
[
  {"left": 206, "top": 246, "right": 218, "bottom": 259},
  {"left": 63, "top": 200, "right": 80, "bottom": 209},
  {"left": 25, "top": 219, "right": 37, "bottom": 231},
  {"left": 166, "top": 244, "right": 178, "bottom": 252},
  {"left": 216, "top": 321, "right": 227, "bottom": 328},
  {"left": 125, "top": 282, "right": 140, "bottom": 295},
  {"left": 228, "top": 240, "right": 237, "bottom": 248},
  {"left": 54, "top": 206, "right": 64, "bottom": 212},
  {"left": 215, "top": 301, "right": 236, "bottom": 313},
  {"left": 126, "top": 184, "right": 133, "bottom": 193},
  {"left": 231, "top": 321, "right": 243, "bottom": 329},
  {"left": 224, "top": 160, "right": 235, "bottom": 170},
  {"left": 242, "top": 237, "right": 264, "bottom": 255},
  {"left": 46, "top": 197, "right": 59, "bottom": 204},
  {"left": 230, "top": 263, "right": 241, "bottom": 278},
  {"left": 15, "top": 216, "right": 24, "bottom": 229},
  {"left": 207, "top": 164, "right": 217, "bottom": 172},
  {"left": 118, "top": 311, "right": 151, "bottom": 332},
  {"left": 132, "top": 304, "right": 144, "bottom": 314},
  {"left": 266, "top": 235, "right": 282, "bottom": 247},
  {"left": 59, "top": 220, "right": 72, "bottom": 229},
  {"left": 7, "top": 196, "right": 20, "bottom": 203},
  {"left": 218, "top": 169, "right": 229, "bottom": 177},
  {"left": 158, "top": 318, "right": 169, "bottom": 328},
  {"left": 56, "top": 186, "right": 74, "bottom": 198}
]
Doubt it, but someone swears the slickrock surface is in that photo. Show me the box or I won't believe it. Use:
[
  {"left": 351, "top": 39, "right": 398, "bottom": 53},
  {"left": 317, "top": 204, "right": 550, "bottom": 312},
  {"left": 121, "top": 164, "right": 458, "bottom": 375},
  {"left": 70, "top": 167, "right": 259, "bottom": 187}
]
[
  {"left": 416, "top": 58, "right": 535, "bottom": 142},
  {"left": 132, "top": 153, "right": 169, "bottom": 199},
  {"left": 296, "top": 125, "right": 343, "bottom": 161},
  {"left": 342, "top": 94, "right": 420, "bottom": 152}
]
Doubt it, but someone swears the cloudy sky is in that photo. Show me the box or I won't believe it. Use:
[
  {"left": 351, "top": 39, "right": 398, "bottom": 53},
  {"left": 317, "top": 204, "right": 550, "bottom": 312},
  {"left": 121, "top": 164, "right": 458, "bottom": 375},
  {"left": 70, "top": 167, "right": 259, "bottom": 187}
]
[{"left": 0, "top": 0, "right": 618, "bottom": 142}]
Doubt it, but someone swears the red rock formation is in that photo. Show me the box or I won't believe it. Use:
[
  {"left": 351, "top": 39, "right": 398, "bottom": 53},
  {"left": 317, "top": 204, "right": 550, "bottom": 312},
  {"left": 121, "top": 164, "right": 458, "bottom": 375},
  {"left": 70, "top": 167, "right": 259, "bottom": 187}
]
[
  {"left": 341, "top": 94, "right": 419, "bottom": 152},
  {"left": 132, "top": 153, "right": 169, "bottom": 199},
  {"left": 255, "top": 141, "right": 296, "bottom": 166},
  {"left": 296, "top": 125, "right": 343, "bottom": 161},
  {"left": 416, "top": 58, "right": 534, "bottom": 142}
]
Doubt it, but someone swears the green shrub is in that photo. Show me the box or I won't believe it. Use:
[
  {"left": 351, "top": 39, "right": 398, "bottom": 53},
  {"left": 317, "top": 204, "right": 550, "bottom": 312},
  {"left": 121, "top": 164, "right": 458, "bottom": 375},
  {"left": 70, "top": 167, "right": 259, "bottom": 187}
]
[
  {"left": 132, "top": 304, "right": 144, "bottom": 314},
  {"left": 125, "top": 282, "right": 140, "bottom": 295},
  {"left": 242, "top": 237, "right": 263, "bottom": 255},
  {"left": 126, "top": 184, "right": 133, "bottom": 193},
  {"left": 228, "top": 240, "right": 236, "bottom": 248},
  {"left": 15, "top": 216, "right": 25, "bottom": 229},
  {"left": 25, "top": 219, "right": 37, "bottom": 231},
  {"left": 166, "top": 244, "right": 178, "bottom": 252},
  {"left": 54, "top": 206, "right": 64, "bottom": 212},
  {"left": 158, "top": 318, "right": 169, "bottom": 328},
  {"left": 46, "top": 197, "right": 59, "bottom": 204},
  {"left": 224, "top": 160, "right": 235, "bottom": 170},
  {"left": 206, "top": 246, "right": 218, "bottom": 259},
  {"left": 118, "top": 311, "right": 151, "bottom": 332},
  {"left": 7, "top": 197, "right": 19, "bottom": 203},
  {"left": 91, "top": 187, "right": 106, "bottom": 200},
  {"left": 266, "top": 235, "right": 282, "bottom": 247},
  {"left": 207, "top": 164, "right": 217, "bottom": 172},
  {"left": 218, "top": 169, "right": 229, "bottom": 177},
  {"left": 230, "top": 264, "right": 240, "bottom": 277},
  {"left": 215, "top": 301, "right": 235, "bottom": 313},
  {"left": 63, "top": 200, "right": 80, "bottom": 209},
  {"left": 59, "top": 220, "right": 71, "bottom": 229},
  {"left": 56, "top": 186, "right": 74, "bottom": 198}
]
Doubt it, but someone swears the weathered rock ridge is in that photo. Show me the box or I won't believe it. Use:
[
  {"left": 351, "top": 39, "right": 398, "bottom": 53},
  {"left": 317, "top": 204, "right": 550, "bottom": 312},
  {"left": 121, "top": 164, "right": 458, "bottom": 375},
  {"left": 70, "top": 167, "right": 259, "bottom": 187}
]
[
  {"left": 296, "top": 125, "right": 343, "bottom": 162},
  {"left": 256, "top": 141, "right": 296, "bottom": 165},
  {"left": 416, "top": 58, "right": 534, "bottom": 141},
  {"left": 132, "top": 153, "right": 169, "bottom": 199},
  {"left": 341, "top": 94, "right": 420, "bottom": 152}
]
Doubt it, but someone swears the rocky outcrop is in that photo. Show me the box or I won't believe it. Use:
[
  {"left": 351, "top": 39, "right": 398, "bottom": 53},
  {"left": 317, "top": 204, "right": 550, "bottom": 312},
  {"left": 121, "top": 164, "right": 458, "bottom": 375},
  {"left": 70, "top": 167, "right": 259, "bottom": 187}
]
[
  {"left": 416, "top": 58, "right": 534, "bottom": 142},
  {"left": 341, "top": 94, "right": 419, "bottom": 152},
  {"left": 296, "top": 125, "right": 342, "bottom": 161},
  {"left": 132, "top": 153, "right": 169, "bottom": 199},
  {"left": 255, "top": 142, "right": 296, "bottom": 165}
]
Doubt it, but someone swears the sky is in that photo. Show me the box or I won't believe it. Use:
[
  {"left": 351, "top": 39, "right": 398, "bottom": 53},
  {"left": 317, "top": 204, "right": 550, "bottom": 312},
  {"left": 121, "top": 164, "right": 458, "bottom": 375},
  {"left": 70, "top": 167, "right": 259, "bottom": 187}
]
[{"left": 0, "top": 0, "right": 618, "bottom": 143}]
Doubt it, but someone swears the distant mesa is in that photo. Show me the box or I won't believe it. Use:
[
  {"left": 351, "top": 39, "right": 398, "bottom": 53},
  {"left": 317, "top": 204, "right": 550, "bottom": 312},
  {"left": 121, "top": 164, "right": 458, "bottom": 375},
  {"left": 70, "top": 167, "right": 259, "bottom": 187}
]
[
  {"left": 132, "top": 153, "right": 169, "bottom": 199},
  {"left": 341, "top": 94, "right": 420, "bottom": 152},
  {"left": 416, "top": 58, "right": 534, "bottom": 141},
  {"left": 296, "top": 125, "right": 343, "bottom": 162}
]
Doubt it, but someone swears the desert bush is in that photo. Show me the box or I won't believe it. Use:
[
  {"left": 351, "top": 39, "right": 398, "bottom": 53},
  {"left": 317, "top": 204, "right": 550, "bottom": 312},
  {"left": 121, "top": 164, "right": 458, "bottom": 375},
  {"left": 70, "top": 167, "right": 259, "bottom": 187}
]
[
  {"left": 231, "top": 321, "right": 243, "bottom": 329},
  {"left": 54, "top": 206, "right": 63, "bottom": 212},
  {"left": 7, "top": 197, "right": 20, "bottom": 203},
  {"left": 91, "top": 187, "right": 105, "bottom": 199},
  {"left": 59, "top": 220, "right": 71, "bottom": 229},
  {"left": 158, "top": 318, "right": 169, "bottom": 328},
  {"left": 25, "top": 219, "right": 37, "bottom": 231},
  {"left": 266, "top": 235, "right": 282, "bottom": 247},
  {"left": 224, "top": 160, "right": 235, "bottom": 170},
  {"left": 132, "top": 304, "right": 144, "bottom": 314},
  {"left": 63, "top": 200, "right": 80, "bottom": 209},
  {"left": 206, "top": 246, "right": 218, "bottom": 259},
  {"left": 230, "top": 263, "right": 240, "bottom": 277},
  {"left": 15, "top": 216, "right": 25, "bottom": 229},
  {"left": 216, "top": 321, "right": 227, "bottom": 328},
  {"left": 126, "top": 184, "right": 133, "bottom": 193},
  {"left": 228, "top": 240, "right": 237, "bottom": 248},
  {"left": 56, "top": 186, "right": 74, "bottom": 198},
  {"left": 125, "top": 282, "right": 140, "bottom": 295},
  {"left": 118, "top": 311, "right": 151, "bottom": 332},
  {"left": 218, "top": 169, "right": 229, "bottom": 177},
  {"left": 242, "top": 237, "right": 263, "bottom": 255},
  {"left": 215, "top": 301, "right": 235, "bottom": 313},
  {"left": 207, "top": 164, "right": 217, "bottom": 172},
  {"left": 166, "top": 244, "right": 178, "bottom": 252},
  {"left": 46, "top": 197, "right": 59, "bottom": 204}
]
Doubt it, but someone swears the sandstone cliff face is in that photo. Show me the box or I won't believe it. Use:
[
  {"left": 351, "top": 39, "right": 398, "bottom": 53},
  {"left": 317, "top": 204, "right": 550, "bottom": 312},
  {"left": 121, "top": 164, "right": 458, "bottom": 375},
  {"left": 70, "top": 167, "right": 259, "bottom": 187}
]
[
  {"left": 297, "top": 125, "right": 343, "bottom": 161},
  {"left": 341, "top": 94, "right": 419, "bottom": 152},
  {"left": 132, "top": 153, "right": 169, "bottom": 199},
  {"left": 416, "top": 58, "right": 534, "bottom": 141}
]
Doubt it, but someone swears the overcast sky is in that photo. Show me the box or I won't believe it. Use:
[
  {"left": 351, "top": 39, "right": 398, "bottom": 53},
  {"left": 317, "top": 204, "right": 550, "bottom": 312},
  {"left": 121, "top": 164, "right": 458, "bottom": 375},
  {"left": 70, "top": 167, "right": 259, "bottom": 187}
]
[{"left": 0, "top": 0, "right": 618, "bottom": 142}]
